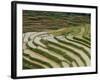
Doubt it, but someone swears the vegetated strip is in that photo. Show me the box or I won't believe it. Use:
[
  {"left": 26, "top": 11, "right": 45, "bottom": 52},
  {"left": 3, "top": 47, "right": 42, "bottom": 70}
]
[
  {"left": 23, "top": 57, "right": 45, "bottom": 69},
  {"left": 23, "top": 56, "right": 49, "bottom": 69},
  {"left": 23, "top": 53, "right": 53, "bottom": 68},
  {"left": 54, "top": 36, "right": 90, "bottom": 59},
  {"left": 73, "top": 36, "right": 90, "bottom": 45},
  {"left": 65, "top": 36, "right": 90, "bottom": 48},
  {"left": 47, "top": 40, "right": 87, "bottom": 66},
  {"left": 46, "top": 45, "right": 79, "bottom": 67},
  {"left": 26, "top": 41, "right": 62, "bottom": 67}
]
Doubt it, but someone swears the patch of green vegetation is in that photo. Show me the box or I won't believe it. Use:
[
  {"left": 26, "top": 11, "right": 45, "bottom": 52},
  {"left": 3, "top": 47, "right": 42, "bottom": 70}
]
[
  {"left": 22, "top": 10, "right": 91, "bottom": 69},
  {"left": 23, "top": 10, "right": 90, "bottom": 32}
]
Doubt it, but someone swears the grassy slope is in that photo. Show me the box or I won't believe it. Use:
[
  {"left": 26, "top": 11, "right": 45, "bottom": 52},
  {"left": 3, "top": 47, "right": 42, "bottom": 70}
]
[{"left": 22, "top": 10, "right": 91, "bottom": 69}]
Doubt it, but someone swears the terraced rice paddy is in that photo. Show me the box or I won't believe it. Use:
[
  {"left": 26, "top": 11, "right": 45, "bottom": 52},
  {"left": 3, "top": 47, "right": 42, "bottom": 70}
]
[{"left": 22, "top": 10, "right": 91, "bottom": 69}]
